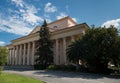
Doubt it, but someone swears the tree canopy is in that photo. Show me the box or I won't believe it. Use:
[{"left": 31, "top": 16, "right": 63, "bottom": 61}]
[
  {"left": 67, "top": 25, "right": 120, "bottom": 73},
  {"left": 0, "top": 46, "right": 8, "bottom": 74}
]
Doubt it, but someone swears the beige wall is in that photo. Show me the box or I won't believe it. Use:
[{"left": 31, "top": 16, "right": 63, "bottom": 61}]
[{"left": 7, "top": 22, "right": 88, "bottom": 66}]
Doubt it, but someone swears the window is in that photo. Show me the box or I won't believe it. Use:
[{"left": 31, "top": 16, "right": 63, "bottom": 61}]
[{"left": 54, "top": 26, "right": 57, "bottom": 28}]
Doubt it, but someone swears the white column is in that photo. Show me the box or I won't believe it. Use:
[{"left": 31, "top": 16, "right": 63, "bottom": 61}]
[
  {"left": 23, "top": 43, "right": 26, "bottom": 65},
  {"left": 10, "top": 49, "right": 12, "bottom": 65},
  {"left": 14, "top": 46, "right": 17, "bottom": 65},
  {"left": 63, "top": 37, "right": 67, "bottom": 64},
  {"left": 12, "top": 48, "right": 14, "bottom": 65},
  {"left": 27, "top": 43, "right": 30, "bottom": 65},
  {"left": 56, "top": 39, "right": 59, "bottom": 65},
  {"left": 15, "top": 45, "right": 18, "bottom": 65},
  {"left": 19, "top": 45, "right": 22, "bottom": 65},
  {"left": 13, "top": 47, "right": 16, "bottom": 65},
  {"left": 9, "top": 49, "right": 12, "bottom": 65},
  {"left": 16, "top": 45, "right": 18, "bottom": 65},
  {"left": 82, "top": 30, "right": 85, "bottom": 35},
  {"left": 71, "top": 35, "right": 75, "bottom": 42},
  {"left": 32, "top": 41, "right": 35, "bottom": 65}
]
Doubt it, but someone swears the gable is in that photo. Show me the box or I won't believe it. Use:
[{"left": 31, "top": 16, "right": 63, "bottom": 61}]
[{"left": 29, "top": 16, "right": 77, "bottom": 34}]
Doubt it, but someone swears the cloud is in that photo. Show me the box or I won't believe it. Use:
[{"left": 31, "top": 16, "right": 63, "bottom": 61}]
[
  {"left": 102, "top": 19, "right": 120, "bottom": 28},
  {"left": 57, "top": 13, "right": 77, "bottom": 22},
  {"left": 44, "top": 2, "right": 57, "bottom": 13},
  {"left": 11, "top": 0, "right": 43, "bottom": 25},
  {"left": 21, "top": 6, "right": 43, "bottom": 25},
  {"left": 72, "top": 18, "right": 77, "bottom": 22},
  {"left": 57, "top": 13, "right": 67, "bottom": 19},
  {"left": 0, "top": 15, "right": 32, "bottom": 35},
  {"left": 0, "top": 0, "right": 44, "bottom": 35},
  {"left": 0, "top": 41, "right": 5, "bottom": 46},
  {"left": 11, "top": 0, "right": 24, "bottom": 7}
]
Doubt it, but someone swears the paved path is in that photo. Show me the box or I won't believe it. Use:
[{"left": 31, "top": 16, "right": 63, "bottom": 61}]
[{"left": 4, "top": 69, "right": 120, "bottom": 83}]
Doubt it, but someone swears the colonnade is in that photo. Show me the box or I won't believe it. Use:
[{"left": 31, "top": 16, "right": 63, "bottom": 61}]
[
  {"left": 54, "top": 35, "right": 75, "bottom": 65},
  {"left": 8, "top": 35, "right": 80, "bottom": 65},
  {"left": 8, "top": 41, "right": 35, "bottom": 65}
]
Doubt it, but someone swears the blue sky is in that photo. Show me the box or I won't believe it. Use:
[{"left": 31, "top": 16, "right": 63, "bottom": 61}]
[{"left": 0, "top": 0, "right": 120, "bottom": 46}]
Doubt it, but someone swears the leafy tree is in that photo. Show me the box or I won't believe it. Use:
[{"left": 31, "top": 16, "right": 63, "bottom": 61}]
[
  {"left": 67, "top": 25, "right": 120, "bottom": 74},
  {"left": 0, "top": 46, "right": 8, "bottom": 74},
  {"left": 35, "top": 20, "right": 53, "bottom": 69}
]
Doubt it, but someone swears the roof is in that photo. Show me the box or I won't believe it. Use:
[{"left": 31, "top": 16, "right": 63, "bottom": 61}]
[
  {"left": 29, "top": 16, "right": 77, "bottom": 34},
  {"left": 48, "top": 16, "right": 77, "bottom": 25},
  {"left": 11, "top": 23, "right": 89, "bottom": 43}
]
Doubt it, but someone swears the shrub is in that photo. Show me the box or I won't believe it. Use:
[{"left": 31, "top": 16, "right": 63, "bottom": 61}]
[
  {"left": 0, "top": 46, "right": 8, "bottom": 74},
  {"left": 34, "top": 64, "right": 46, "bottom": 70},
  {"left": 47, "top": 65, "right": 76, "bottom": 71}
]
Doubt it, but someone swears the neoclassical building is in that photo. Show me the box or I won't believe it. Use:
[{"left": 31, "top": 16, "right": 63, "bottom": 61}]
[{"left": 7, "top": 16, "right": 88, "bottom": 66}]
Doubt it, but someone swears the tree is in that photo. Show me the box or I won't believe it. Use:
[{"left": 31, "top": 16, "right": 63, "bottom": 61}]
[
  {"left": 0, "top": 46, "right": 8, "bottom": 74},
  {"left": 35, "top": 20, "right": 53, "bottom": 69},
  {"left": 67, "top": 25, "right": 120, "bottom": 74}
]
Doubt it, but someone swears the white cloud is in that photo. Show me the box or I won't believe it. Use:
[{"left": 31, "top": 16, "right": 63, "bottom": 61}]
[
  {"left": 44, "top": 2, "right": 57, "bottom": 13},
  {"left": 102, "top": 19, "right": 120, "bottom": 28},
  {"left": 22, "top": 6, "right": 43, "bottom": 25},
  {"left": 12, "top": 0, "right": 43, "bottom": 25},
  {"left": 0, "top": 16, "right": 32, "bottom": 35},
  {"left": 56, "top": 13, "right": 77, "bottom": 22},
  {"left": 0, "top": 41, "right": 5, "bottom": 46},
  {"left": 45, "top": 18, "right": 52, "bottom": 23},
  {"left": 11, "top": 0, "right": 24, "bottom": 7},
  {"left": 0, "top": 0, "right": 44, "bottom": 35},
  {"left": 72, "top": 18, "right": 77, "bottom": 22},
  {"left": 57, "top": 13, "right": 67, "bottom": 19}
]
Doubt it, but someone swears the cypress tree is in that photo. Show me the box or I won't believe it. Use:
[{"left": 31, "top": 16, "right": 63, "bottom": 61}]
[{"left": 35, "top": 20, "right": 53, "bottom": 69}]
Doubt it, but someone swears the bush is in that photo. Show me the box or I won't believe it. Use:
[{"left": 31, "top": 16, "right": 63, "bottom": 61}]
[
  {"left": 47, "top": 65, "right": 76, "bottom": 71},
  {"left": 0, "top": 66, "right": 3, "bottom": 74},
  {"left": 47, "top": 65, "right": 60, "bottom": 70},
  {"left": 0, "top": 46, "right": 8, "bottom": 74},
  {"left": 34, "top": 64, "right": 46, "bottom": 70}
]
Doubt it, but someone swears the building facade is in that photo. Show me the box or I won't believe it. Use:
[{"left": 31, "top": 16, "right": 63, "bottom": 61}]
[{"left": 7, "top": 16, "right": 88, "bottom": 66}]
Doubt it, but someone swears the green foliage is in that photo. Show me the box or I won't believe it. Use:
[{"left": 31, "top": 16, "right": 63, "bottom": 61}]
[
  {"left": 34, "top": 64, "right": 46, "bottom": 70},
  {"left": 0, "top": 46, "right": 8, "bottom": 74},
  {"left": 67, "top": 25, "right": 120, "bottom": 74},
  {"left": 47, "top": 65, "right": 76, "bottom": 71},
  {"left": 35, "top": 20, "right": 53, "bottom": 69}
]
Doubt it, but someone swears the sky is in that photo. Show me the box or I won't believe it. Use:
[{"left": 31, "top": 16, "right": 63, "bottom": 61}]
[{"left": 0, "top": 0, "right": 120, "bottom": 46}]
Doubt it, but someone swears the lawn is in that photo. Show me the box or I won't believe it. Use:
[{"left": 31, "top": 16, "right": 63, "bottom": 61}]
[{"left": 0, "top": 73, "right": 43, "bottom": 83}]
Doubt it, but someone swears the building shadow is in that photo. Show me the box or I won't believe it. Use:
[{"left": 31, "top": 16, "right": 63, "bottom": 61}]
[{"left": 33, "top": 70, "right": 120, "bottom": 79}]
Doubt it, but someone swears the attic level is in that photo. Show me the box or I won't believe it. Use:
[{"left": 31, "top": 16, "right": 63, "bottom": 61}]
[{"left": 29, "top": 16, "right": 77, "bottom": 34}]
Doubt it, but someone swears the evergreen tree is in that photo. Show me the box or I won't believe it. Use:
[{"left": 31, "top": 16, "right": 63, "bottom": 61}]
[{"left": 35, "top": 20, "right": 53, "bottom": 69}]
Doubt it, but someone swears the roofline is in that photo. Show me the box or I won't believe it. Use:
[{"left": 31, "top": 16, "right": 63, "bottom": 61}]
[
  {"left": 29, "top": 16, "right": 77, "bottom": 35},
  {"left": 52, "top": 22, "right": 89, "bottom": 33},
  {"left": 48, "top": 16, "right": 77, "bottom": 25},
  {"left": 11, "top": 23, "right": 89, "bottom": 42}
]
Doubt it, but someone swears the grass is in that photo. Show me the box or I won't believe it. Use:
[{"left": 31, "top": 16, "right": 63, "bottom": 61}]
[{"left": 0, "top": 73, "right": 43, "bottom": 83}]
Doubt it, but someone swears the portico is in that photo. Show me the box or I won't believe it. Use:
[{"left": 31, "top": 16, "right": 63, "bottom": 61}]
[{"left": 7, "top": 16, "right": 88, "bottom": 65}]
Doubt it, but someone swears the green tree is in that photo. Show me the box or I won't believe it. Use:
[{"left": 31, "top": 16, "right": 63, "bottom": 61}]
[
  {"left": 0, "top": 46, "right": 8, "bottom": 74},
  {"left": 67, "top": 25, "right": 120, "bottom": 74},
  {"left": 35, "top": 20, "right": 53, "bottom": 69}
]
